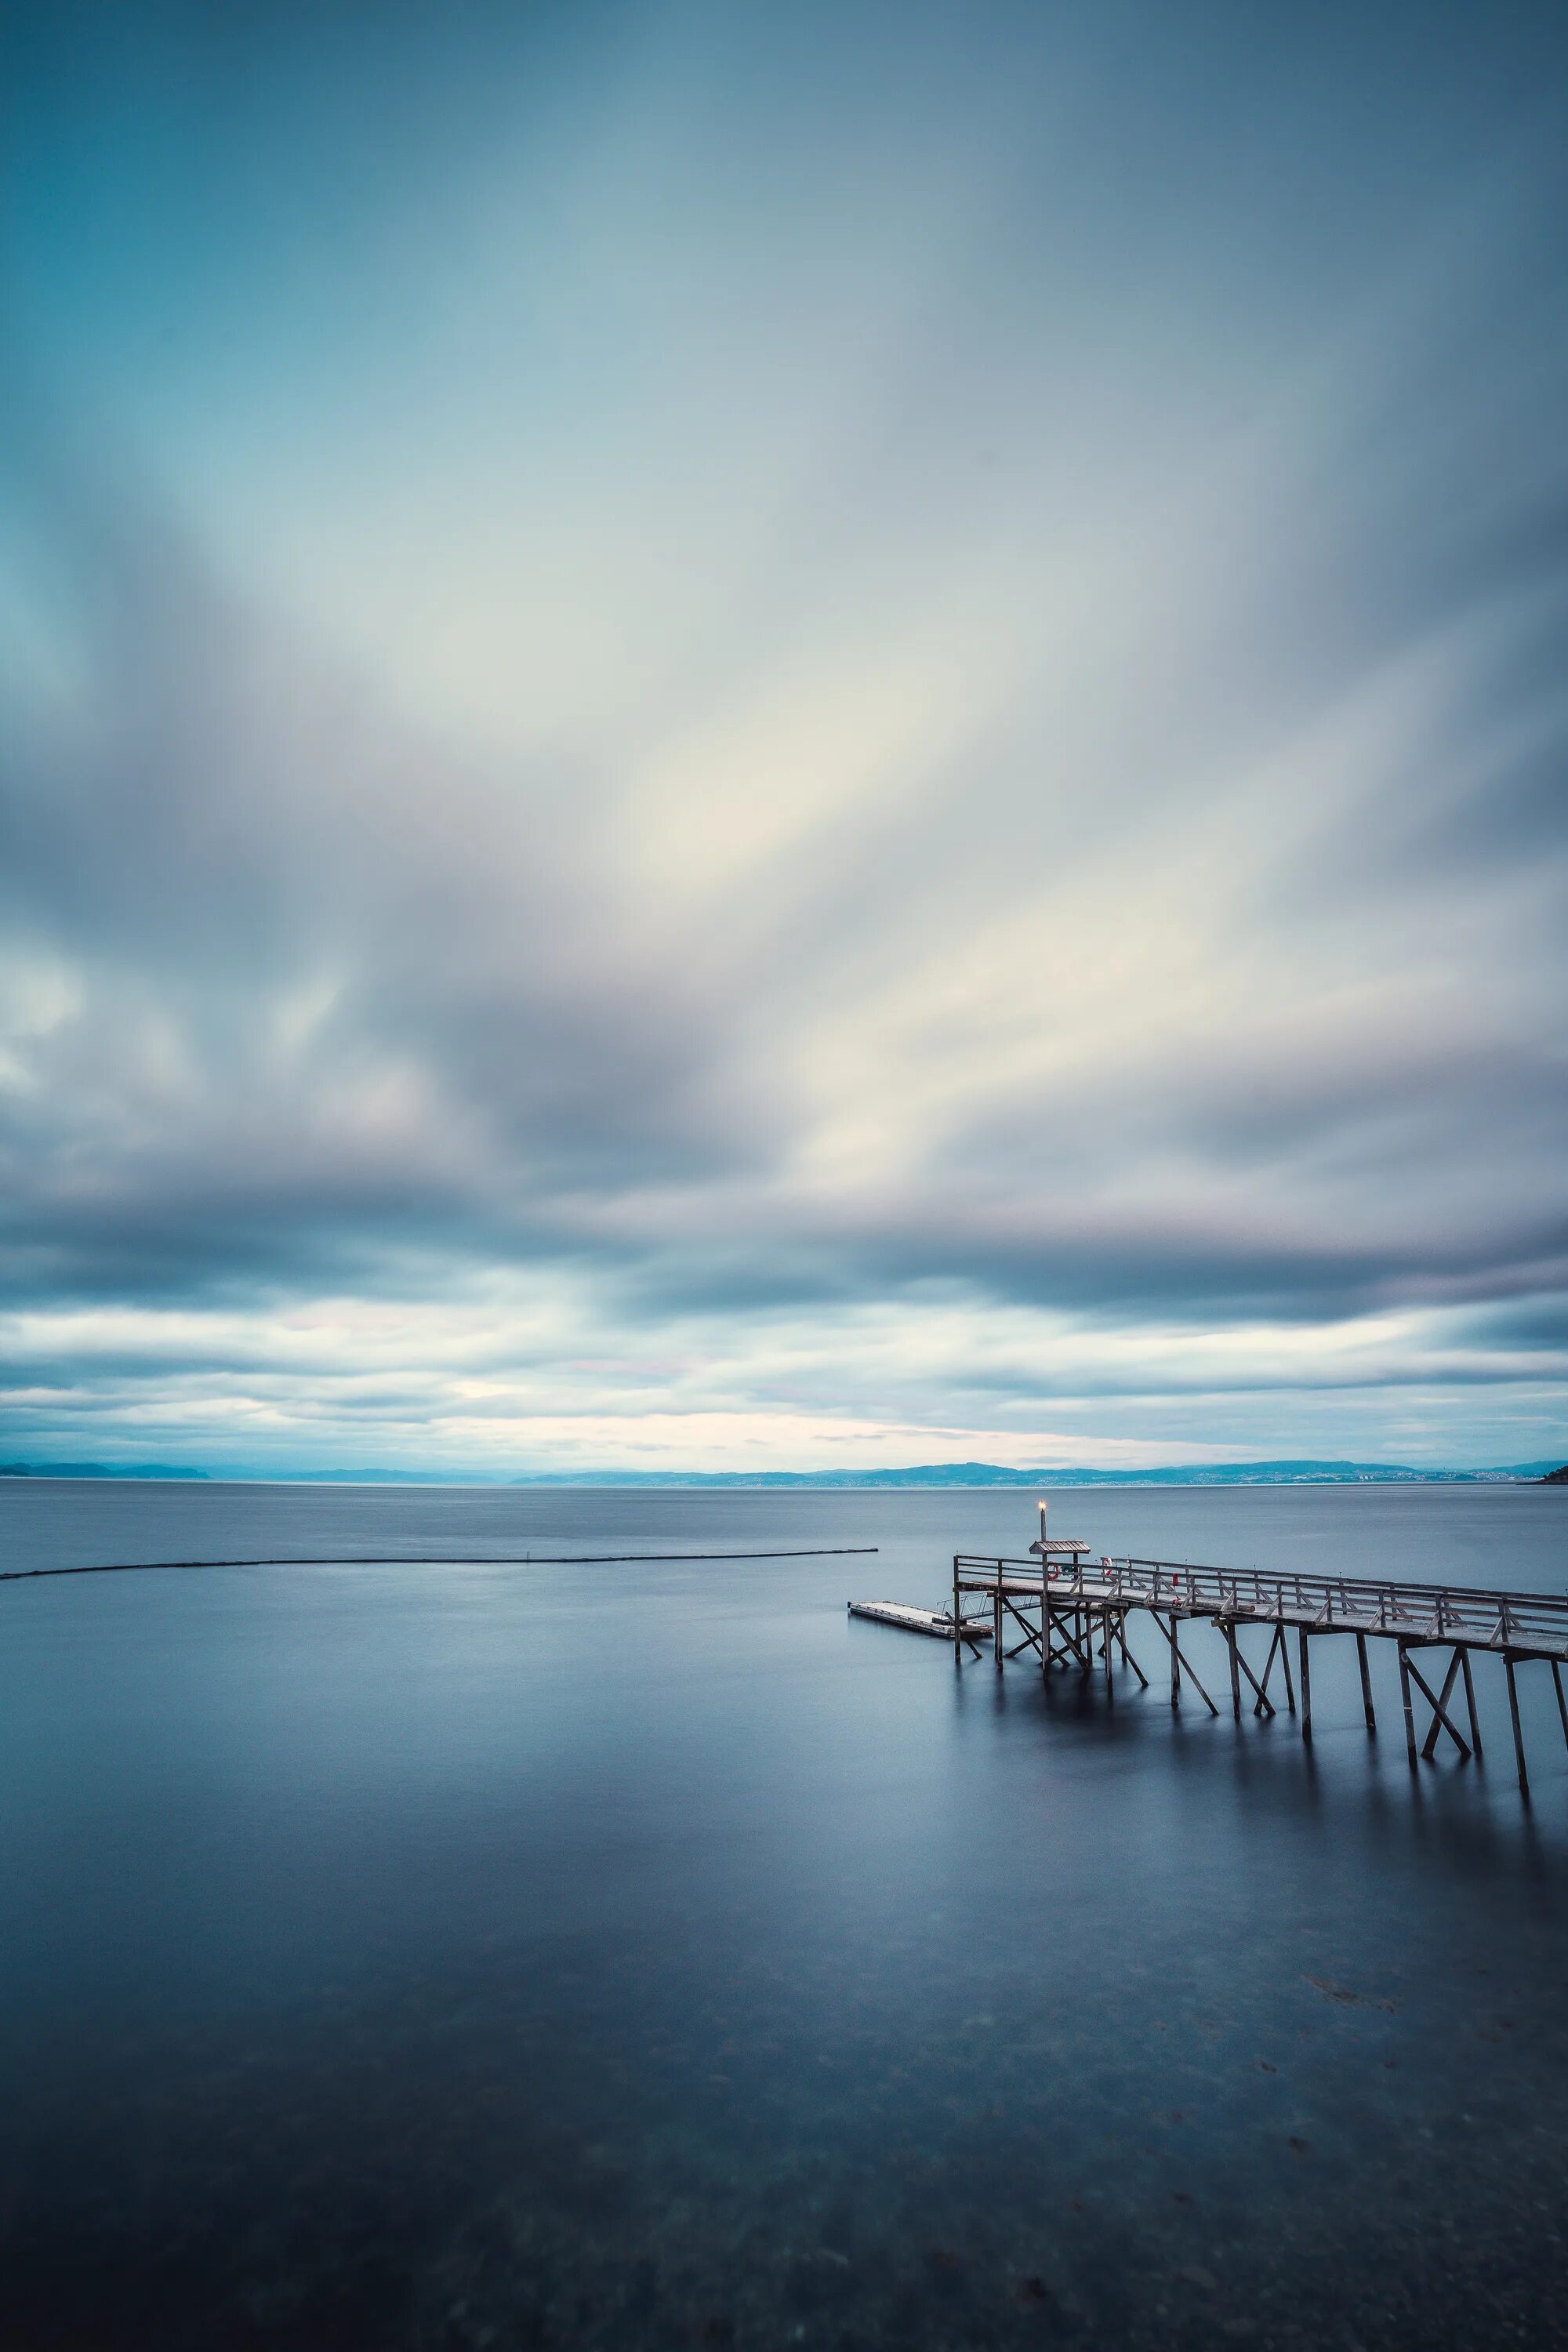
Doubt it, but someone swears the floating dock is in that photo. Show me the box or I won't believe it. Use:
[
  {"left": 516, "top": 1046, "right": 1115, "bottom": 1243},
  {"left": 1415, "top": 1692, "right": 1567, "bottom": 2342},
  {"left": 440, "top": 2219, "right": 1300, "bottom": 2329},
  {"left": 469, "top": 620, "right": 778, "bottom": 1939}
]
[
  {"left": 852, "top": 1504, "right": 1568, "bottom": 1797},
  {"left": 848, "top": 1599, "right": 993, "bottom": 1641}
]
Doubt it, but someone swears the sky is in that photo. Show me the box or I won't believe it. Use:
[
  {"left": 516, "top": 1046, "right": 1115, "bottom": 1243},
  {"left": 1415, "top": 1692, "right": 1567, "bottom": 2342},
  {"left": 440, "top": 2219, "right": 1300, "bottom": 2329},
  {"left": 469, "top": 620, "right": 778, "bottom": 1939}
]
[{"left": 2, "top": 0, "right": 1566, "bottom": 1477}]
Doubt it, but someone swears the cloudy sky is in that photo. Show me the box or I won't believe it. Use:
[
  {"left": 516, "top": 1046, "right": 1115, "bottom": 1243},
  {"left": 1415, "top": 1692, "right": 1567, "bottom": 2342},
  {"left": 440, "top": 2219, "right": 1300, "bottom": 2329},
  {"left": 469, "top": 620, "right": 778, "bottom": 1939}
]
[{"left": 2, "top": 0, "right": 1566, "bottom": 1475}]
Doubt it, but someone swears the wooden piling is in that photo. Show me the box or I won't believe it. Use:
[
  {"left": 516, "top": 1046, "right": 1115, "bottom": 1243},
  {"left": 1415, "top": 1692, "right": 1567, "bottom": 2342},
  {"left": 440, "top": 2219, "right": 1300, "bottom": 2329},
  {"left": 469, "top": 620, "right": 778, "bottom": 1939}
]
[
  {"left": 1229, "top": 1632, "right": 1275, "bottom": 1718},
  {"left": 1356, "top": 1632, "right": 1376, "bottom": 1733},
  {"left": 1298, "top": 1631, "right": 1312, "bottom": 1743},
  {"left": 1461, "top": 1646, "right": 1483, "bottom": 1758},
  {"left": 1163, "top": 1617, "right": 1219, "bottom": 1715},
  {"left": 1504, "top": 1653, "right": 1530, "bottom": 1796},
  {"left": 1399, "top": 1644, "right": 1417, "bottom": 1767}
]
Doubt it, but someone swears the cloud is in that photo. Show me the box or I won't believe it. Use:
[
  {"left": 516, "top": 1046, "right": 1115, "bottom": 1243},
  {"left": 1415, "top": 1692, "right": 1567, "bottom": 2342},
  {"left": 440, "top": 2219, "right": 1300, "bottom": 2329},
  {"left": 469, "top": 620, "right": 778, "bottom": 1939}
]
[{"left": 2, "top": 0, "right": 1566, "bottom": 1468}]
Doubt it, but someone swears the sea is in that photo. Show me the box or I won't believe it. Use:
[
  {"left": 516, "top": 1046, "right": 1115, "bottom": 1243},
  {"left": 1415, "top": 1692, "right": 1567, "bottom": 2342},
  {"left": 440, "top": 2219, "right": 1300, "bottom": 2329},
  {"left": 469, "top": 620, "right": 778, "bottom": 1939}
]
[{"left": 2, "top": 1478, "right": 1566, "bottom": 2350}]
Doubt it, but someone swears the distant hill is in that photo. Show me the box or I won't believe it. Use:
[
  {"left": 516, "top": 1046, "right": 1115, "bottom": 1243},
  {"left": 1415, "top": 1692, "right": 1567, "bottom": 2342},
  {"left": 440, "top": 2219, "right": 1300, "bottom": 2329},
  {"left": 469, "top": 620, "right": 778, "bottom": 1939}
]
[
  {"left": 1542, "top": 1465, "right": 1568, "bottom": 1484},
  {"left": 0, "top": 1462, "right": 208, "bottom": 1479},
  {"left": 264, "top": 1468, "right": 470, "bottom": 1484},
  {"left": 508, "top": 1459, "right": 1562, "bottom": 1489}
]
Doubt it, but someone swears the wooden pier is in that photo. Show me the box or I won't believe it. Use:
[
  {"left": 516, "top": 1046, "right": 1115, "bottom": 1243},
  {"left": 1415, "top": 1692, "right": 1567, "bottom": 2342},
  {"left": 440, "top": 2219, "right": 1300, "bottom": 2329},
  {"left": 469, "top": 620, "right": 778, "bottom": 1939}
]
[{"left": 938, "top": 1508, "right": 1568, "bottom": 1795}]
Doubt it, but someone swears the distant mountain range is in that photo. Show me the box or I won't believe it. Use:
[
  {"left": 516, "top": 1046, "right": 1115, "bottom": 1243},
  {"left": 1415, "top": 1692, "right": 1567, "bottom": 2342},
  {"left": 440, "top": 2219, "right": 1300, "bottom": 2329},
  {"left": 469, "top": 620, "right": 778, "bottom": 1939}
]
[
  {"left": 0, "top": 1461, "right": 209, "bottom": 1479},
  {"left": 9, "top": 1457, "right": 1562, "bottom": 1485},
  {"left": 503, "top": 1459, "right": 1565, "bottom": 1487}
]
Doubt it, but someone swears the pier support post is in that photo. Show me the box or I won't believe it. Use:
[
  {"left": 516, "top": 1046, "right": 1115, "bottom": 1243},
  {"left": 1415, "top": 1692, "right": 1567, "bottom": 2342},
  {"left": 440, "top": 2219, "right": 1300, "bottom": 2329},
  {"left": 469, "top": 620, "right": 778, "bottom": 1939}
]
[
  {"left": 1399, "top": 1644, "right": 1417, "bottom": 1766},
  {"left": 1160, "top": 1613, "right": 1218, "bottom": 1715},
  {"left": 993, "top": 1584, "right": 1003, "bottom": 1672},
  {"left": 1552, "top": 1661, "right": 1568, "bottom": 1753},
  {"left": 1226, "top": 1624, "right": 1242, "bottom": 1720},
  {"left": 1356, "top": 1633, "right": 1376, "bottom": 1733},
  {"left": 1298, "top": 1631, "right": 1312, "bottom": 1744},
  {"left": 1461, "top": 1647, "right": 1483, "bottom": 1758},
  {"left": 1504, "top": 1654, "right": 1530, "bottom": 1797}
]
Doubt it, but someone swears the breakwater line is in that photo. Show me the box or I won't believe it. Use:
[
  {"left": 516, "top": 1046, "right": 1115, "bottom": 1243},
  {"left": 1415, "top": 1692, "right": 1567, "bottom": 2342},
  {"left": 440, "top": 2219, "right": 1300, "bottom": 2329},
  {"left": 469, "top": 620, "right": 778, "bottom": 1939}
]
[{"left": 1, "top": 1545, "right": 877, "bottom": 1584}]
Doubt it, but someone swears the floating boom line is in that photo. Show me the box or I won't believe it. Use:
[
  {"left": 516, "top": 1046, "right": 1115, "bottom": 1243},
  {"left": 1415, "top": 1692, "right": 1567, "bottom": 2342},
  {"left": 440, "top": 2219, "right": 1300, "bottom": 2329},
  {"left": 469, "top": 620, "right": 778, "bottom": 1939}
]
[{"left": 0, "top": 1546, "right": 877, "bottom": 1584}]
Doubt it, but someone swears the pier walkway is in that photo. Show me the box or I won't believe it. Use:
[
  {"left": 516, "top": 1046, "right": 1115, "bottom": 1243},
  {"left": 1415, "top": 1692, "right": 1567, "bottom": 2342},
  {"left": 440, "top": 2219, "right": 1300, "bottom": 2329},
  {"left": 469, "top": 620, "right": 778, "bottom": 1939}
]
[{"left": 946, "top": 1534, "right": 1568, "bottom": 1796}]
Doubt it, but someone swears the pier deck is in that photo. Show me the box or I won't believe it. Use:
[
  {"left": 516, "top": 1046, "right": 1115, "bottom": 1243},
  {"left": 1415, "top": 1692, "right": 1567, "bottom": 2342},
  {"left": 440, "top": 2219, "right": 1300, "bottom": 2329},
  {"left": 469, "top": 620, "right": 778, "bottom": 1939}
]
[{"left": 931, "top": 1544, "right": 1568, "bottom": 1796}]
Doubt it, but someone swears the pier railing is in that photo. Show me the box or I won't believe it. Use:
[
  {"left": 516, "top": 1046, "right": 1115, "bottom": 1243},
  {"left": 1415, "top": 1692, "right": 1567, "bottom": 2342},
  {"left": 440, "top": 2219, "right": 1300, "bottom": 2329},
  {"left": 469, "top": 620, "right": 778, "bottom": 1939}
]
[{"left": 953, "top": 1555, "right": 1568, "bottom": 1656}]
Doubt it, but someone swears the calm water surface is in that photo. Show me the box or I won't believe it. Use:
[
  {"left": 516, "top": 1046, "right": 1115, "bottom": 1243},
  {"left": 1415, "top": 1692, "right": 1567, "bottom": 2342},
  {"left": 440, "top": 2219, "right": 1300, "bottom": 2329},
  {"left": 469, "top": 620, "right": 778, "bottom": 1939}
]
[{"left": 2, "top": 1481, "right": 1566, "bottom": 2350}]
